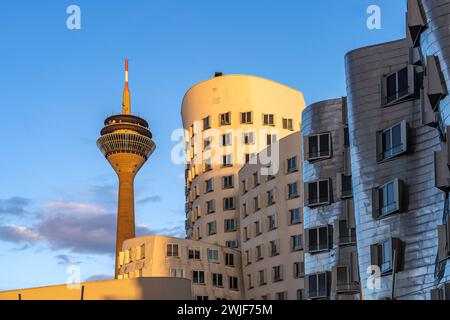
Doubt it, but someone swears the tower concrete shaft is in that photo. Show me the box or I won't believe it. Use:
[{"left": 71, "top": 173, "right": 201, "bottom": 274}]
[{"left": 97, "top": 60, "right": 155, "bottom": 278}]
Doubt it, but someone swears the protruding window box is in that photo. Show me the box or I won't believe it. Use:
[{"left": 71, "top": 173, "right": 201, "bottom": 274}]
[
  {"left": 305, "top": 225, "right": 333, "bottom": 254},
  {"left": 376, "top": 120, "right": 408, "bottom": 162},
  {"left": 372, "top": 178, "right": 405, "bottom": 219},
  {"left": 382, "top": 66, "right": 415, "bottom": 107},
  {"left": 306, "top": 272, "right": 331, "bottom": 300},
  {"left": 370, "top": 238, "right": 404, "bottom": 275}
]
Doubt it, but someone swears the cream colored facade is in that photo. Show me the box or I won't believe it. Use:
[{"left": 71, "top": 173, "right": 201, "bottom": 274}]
[
  {"left": 0, "top": 278, "right": 191, "bottom": 300},
  {"left": 239, "top": 132, "right": 304, "bottom": 300},
  {"left": 182, "top": 74, "right": 306, "bottom": 248},
  {"left": 118, "top": 235, "right": 243, "bottom": 300}
]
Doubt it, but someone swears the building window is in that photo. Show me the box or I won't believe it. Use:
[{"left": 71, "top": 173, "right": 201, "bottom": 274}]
[
  {"left": 256, "top": 245, "right": 263, "bottom": 261},
  {"left": 370, "top": 238, "right": 404, "bottom": 274},
  {"left": 307, "top": 272, "right": 330, "bottom": 300},
  {"left": 212, "top": 273, "right": 223, "bottom": 287},
  {"left": 377, "top": 120, "right": 408, "bottom": 161},
  {"left": 372, "top": 178, "right": 403, "bottom": 219},
  {"left": 225, "top": 240, "right": 238, "bottom": 248},
  {"left": 268, "top": 214, "right": 277, "bottom": 231},
  {"left": 254, "top": 220, "right": 261, "bottom": 236},
  {"left": 223, "top": 197, "right": 235, "bottom": 211},
  {"left": 222, "top": 154, "right": 233, "bottom": 167},
  {"left": 206, "top": 200, "right": 215, "bottom": 214},
  {"left": 188, "top": 248, "right": 201, "bottom": 260},
  {"left": 294, "top": 262, "right": 305, "bottom": 278},
  {"left": 203, "top": 116, "right": 210, "bottom": 130},
  {"left": 205, "top": 178, "right": 214, "bottom": 193},
  {"left": 222, "top": 133, "right": 232, "bottom": 146},
  {"left": 241, "top": 111, "right": 252, "bottom": 124},
  {"left": 247, "top": 274, "right": 254, "bottom": 289},
  {"left": 276, "top": 291, "right": 287, "bottom": 300},
  {"left": 438, "top": 217, "right": 450, "bottom": 262},
  {"left": 258, "top": 269, "right": 266, "bottom": 286},
  {"left": 225, "top": 253, "right": 235, "bottom": 266},
  {"left": 222, "top": 175, "right": 234, "bottom": 189},
  {"left": 431, "top": 283, "right": 450, "bottom": 300},
  {"left": 170, "top": 268, "right": 184, "bottom": 278},
  {"left": 229, "top": 276, "right": 239, "bottom": 290},
  {"left": 383, "top": 66, "right": 414, "bottom": 105},
  {"left": 305, "top": 179, "right": 331, "bottom": 207},
  {"left": 207, "top": 221, "right": 217, "bottom": 236},
  {"left": 204, "top": 158, "right": 212, "bottom": 171},
  {"left": 270, "top": 239, "right": 280, "bottom": 256},
  {"left": 267, "top": 189, "right": 276, "bottom": 206},
  {"left": 243, "top": 131, "right": 255, "bottom": 145},
  {"left": 297, "top": 289, "right": 305, "bottom": 300},
  {"left": 263, "top": 114, "right": 275, "bottom": 126},
  {"left": 166, "top": 244, "right": 179, "bottom": 257},
  {"left": 196, "top": 296, "right": 208, "bottom": 300},
  {"left": 266, "top": 134, "right": 277, "bottom": 146},
  {"left": 253, "top": 172, "right": 260, "bottom": 187},
  {"left": 207, "top": 249, "right": 219, "bottom": 263},
  {"left": 290, "top": 208, "right": 301, "bottom": 225},
  {"left": 192, "top": 271, "right": 205, "bottom": 284},
  {"left": 245, "top": 250, "right": 251, "bottom": 265},
  {"left": 242, "top": 203, "right": 248, "bottom": 217},
  {"left": 282, "top": 118, "right": 293, "bottom": 130},
  {"left": 253, "top": 196, "right": 260, "bottom": 212},
  {"left": 244, "top": 227, "right": 249, "bottom": 241},
  {"left": 272, "top": 265, "right": 283, "bottom": 282},
  {"left": 287, "top": 182, "right": 299, "bottom": 199},
  {"left": 305, "top": 133, "right": 331, "bottom": 161},
  {"left": 306, "top": 225, "right": 332, "bottom": 253},
  {"left": 224, "top": 218, "right": 237, "bottom": 232},
  {"left": 245, "top": 153, "right": 256, "bottom": 164},
  {"left": 338, "top": 219, "right": 356, "bottom": 245},
  {"left": 339, "top": 174, "right": 352, "bottom": 199},
  {"left": 220, "top": 112, "right": 231, "bottom": 126},
  {"left": 291, "top": 234, "right": 303, "bottom": 252},
  {"left": 203, "top": 137, "right": 211, "bottom": 150},
  {"left": 286, "top": 156, "right": 298, "bottom": 173}
]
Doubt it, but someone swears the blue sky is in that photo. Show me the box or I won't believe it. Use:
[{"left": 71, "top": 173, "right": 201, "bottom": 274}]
[{"left": 0, "top": 0, "right": 406, "bottom": 290}]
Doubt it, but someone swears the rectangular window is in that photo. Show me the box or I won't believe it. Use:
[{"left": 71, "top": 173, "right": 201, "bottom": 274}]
[
  {"left": 306, "top": 133, "right": 331, "bottom": 161},
  {"left": 256, "top": 245, "right": 263, "bottom": 260},
  {"left": 253, "top": 196, "right": 260, "bottom": 212},
  {"left": 166, "top": 244, "right": 179, "bottom": 257},
  {"left": 225, "top": 253, "right": 235, "bottom": 266},
  {"left": 245, "top": 250, "right": 251, "bottom": 265},
  {"left": 243, "top": 131, "right": 255, "bottom": 145},
  {"left": 205, "top": 178, "right": 213, "bottom": 193},
  {"left": 212, "top": 273, "right": 223, "bottom": 287},
  {"left": 204, "top": 158, "right": 212, "bottom": 171},
  {"left": 207, "top": 249, "right": 219, "bottom": 263},
  {"left": 378, "top": 121, "right": 407, "bottom": 161},
  {"left": 294, "top": 262, "right": 305, "bottom": 278},
  {"left": 272, "top": 265, "right": 283, "bottom": 282},
  {"left": 297, "top": 289, "right": 305, "bottom": 300},
  {"left": 270, "top": 239, "right": 280, "bottom": 256},
  {"left": 307, "top": 272, "right": 329, "bottom": 299},
  {"left": 341, "top": 174, "right": 352, "bottom": 199},
  {"left": 384, "top": 66, "right": 414, "bottom": 105},
  {"left": 373, "top": 178, "right": 403, "bottom": 218},
  {"left": 291, "top": 234, "right": 303, "bottom": 252},
  {"left": 241, "top": 179, "right": 248, "bottom": 194},
  {"left": 222, "top": 154, "right": 233, "bottom": 167},
  {"left": 242, "top": 203, "right": 248, "bottom": 217},
  {"left": 306, "top": 179, "right": 331, "bottom": 207},
  {"left": 223, "top": 197, "right": 235, "bottom": 211},
  {"left": 220, "top": 112, "right": 231, "bottom": 126},
  {"left": 338, "top": 219, "right": 356, "bottom": 245},
  {"left": 370, "top": 238, "right": 404, "bottom": 275},
  {"left": 241, "top": 111, "right": 252, "bottom": 124},
  {"left": 245, "top": 153, "right": 256, "bottom": 164},
  {"left": 222, "top": 175, "right": 234, "bottom": 189},
  {"left": 247, "top": 274, "right": 254, "bottom": 289},
  {"left": 244, "top": 227, "right": 249, "bottom": 241},
  {"left": 225, "top": 240, "right": 238, "bottom": 248},
  {"left": 266, "top": 134, "right": 277, "bottom": 146},
  {"left": 207, "top": 221, "right": 217, "bottom": 236},
  {"left": 203, "top": 137, "right": 211, "bottom": 150},
  {"left": 192, "top": 270, "right": 205, "bottom": 284},
  {"left": 229, "top": 276, "right": 239, "bottom": 290},
  {"left": 188, "top": 248, "right": 201, "bottom": 260},
  {"left": 263, "top": 114, "right": 275, "bottom": 126},
  {"left": 283, "top": 118, "right": 293, "bottom": 130},
  {"left": 276, "top": 292, "right": 287, "bottom": 300},
  {"left": 254, "top": 220, "right": 261, "bottom": 236},
  {"left": 222, "top": 133, "right": 232, "bottom": 146},
  {"left": 253, "top": 172, "right": 260, "bottom": 187},
  {"left": 290, "top": 208, "right": 301, "bottom": 225},
  {"left": 288, "top": 182, "right": 299, "bottom": 199},
  {"left": 306, "top": 225, "right": 331, "bottom": 253},
  {"left": 224, "top": 218, "right": 237, "bottom": 232},
  {"left": 268, "top": 214, "right": 277, "bottom": 231},
  {"left": 170, "top": 268, "right": 184, "bottom": 278},
  {"left": 203, "top": 116, "right": 210, "bottom": 130},
  {"left": 206, "top": 200, "right": 215, "bottom": 214},
  {"left": 267, "top": 189, "right": 276, "bottom": 206},
  {"left": 287, "top": 156, "right": 298, "bottom": 173},
  {"left": 258, "top": 269, "right": 266, "bottom": 286}
]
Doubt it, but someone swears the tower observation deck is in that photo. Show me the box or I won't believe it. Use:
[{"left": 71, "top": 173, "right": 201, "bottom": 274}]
[{"left": 97, "top": 59, "right": 155, "bottom": 277}]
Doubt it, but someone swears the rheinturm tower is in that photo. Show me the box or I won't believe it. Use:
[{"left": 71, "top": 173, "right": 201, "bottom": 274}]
[{"left": 97, "top": 59, "right": 155, "bottom": 277}]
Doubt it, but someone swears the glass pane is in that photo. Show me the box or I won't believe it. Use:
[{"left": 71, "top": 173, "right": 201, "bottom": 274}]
[
  {"left": 309, "top": 229, "right": 318, "bottom": 251},
  {"left": 309, "top": 183, "right": 318, "bottom": 204},
  {"left": 309, "top": 275, "right": 317, "bottom": 298},
  {"left": 309, "top": 136, "right": 318, "bottom": 158},
  {"left": 319, "top": 134, "right": 330, "bottom": 157},
  {"left": 391, "top": 124, "right": 402, "bottom": 154},
  {"left": 318, "top": 273, "right": 326, "bottom": 297},
  {"left": 398, "top": 67, "right": 409, "bottom": 97},
  {"left": 386, "top": 73, "right": 397, "bottom": 103},
  {"left": 337, "top": 267, "right": 348, "bottom": 285},
  {"left": 383, "top": 130, "right": 392, "bottom": 158},
  {"left": 381, "top": 240, "right": 392, "bottom": 272},
  {"left": 319, "top": 227, "right": 328, "bottom": 250},
  {"left": 319, "top": 180, "right": 329, "bottom": 203}
]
